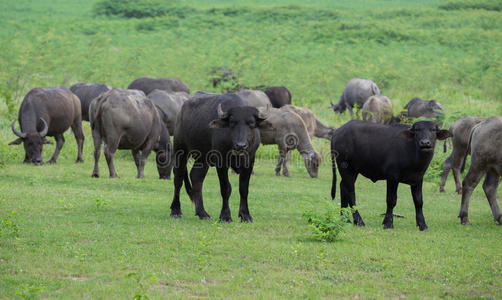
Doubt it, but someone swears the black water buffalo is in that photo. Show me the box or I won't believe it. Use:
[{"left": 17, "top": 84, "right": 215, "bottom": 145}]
[
  {"left": 459, "top": 116, "right": 502, "bottom": 225},
  {"left": 169, "top": 93, "right": 271, "bottom": 222},
  {"left": 9, "top": 87, "right": 84, "bottom": 164},
  {"left": 127, "top": 77, "right": 190, "bottom": 95},
  {"left": 69, "top": 83, "right": 111, "bottom": 121},
  {"left": 331, "top": 120, "right": 450, "bottom": 230},
  {"left": 403, "top": 98, "right": 444, "bottom": 123},
  {"left": 89, "top": 89, "right": 171, "bottom": 179},
  {"left": 439, "top": 116, "right": 486, "bottom": 194},
  {"left": 265, "top": 86, "right": 292, "bottom": 108},
  {"left": 331, "top": 78, "right": 380, "bottom": 115}
]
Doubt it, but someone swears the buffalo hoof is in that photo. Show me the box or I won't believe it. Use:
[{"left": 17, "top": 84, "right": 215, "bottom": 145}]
[
  {"left": 456, "top": 188, "right": 462, "bottom": 195},
  {"left": 159, "top": 176, "right": 170, "bottom": 180},
  {"left": 383, "top": 223, "right": 394, "bottom": 229},
  {"left": 275, "top": 171, "right": 281, "bottom": 176},
  {"left": 219, "top": 217, "right": 233, "bottom": 223},
  {"left": 239, "top": 214, "right": 253, "bottom": 223},
  {"left": 496, "top": 215, "right": 502, "bottom": 225},
  {"left": 91, "top": 173, "right": 99, "bottom": 178},
  {"left": 47, "top": 159, "right": 57, "bottom": 164},
  {"left": 196, "top": 211, "right": 211, "bottom": 220},
  {"left": 353, "top": 212, "right": 365, "bottom": 227},
  {"left": 283, "top": 172, "right": 291, "bottom": 178},
  {"left": 460, "top": 217, "right": 471, "bottom": 225},
  {"left": 75, "top": 159, "right": 84, "bottom": 164},
  {"left": 439, "top": 187, "right": 445, "bottom": 193},
  {"left": 109, "top": 174, "right": 119, "bottom": 178},
  {"left": 418, "top": 224, "right": 429, "bottom": 231},
  {"left": 170, "top": 212, "right": 183, "bottom": 218}
]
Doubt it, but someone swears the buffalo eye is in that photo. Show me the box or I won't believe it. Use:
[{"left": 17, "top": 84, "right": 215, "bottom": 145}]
[{"left": 247, "top": 120, "right": 256, "bottom": 128}]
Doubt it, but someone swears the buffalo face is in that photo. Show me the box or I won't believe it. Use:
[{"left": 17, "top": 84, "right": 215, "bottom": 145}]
[
  {"left": 302, "top": 151, "right": 322, "bottom": 178},
  {"left": 401, "top": 121, "right": 451, "bottom": 152},
  {"left": 209, "top": 104, "right": 272, "bottom": 155},
  {"left": 9, "top": 119, "right": 52, "bottom": 165}
]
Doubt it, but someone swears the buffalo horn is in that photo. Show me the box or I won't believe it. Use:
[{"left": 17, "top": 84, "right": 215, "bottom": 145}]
[{"left": 11, "top": 120, "right": 26, "bottom": 138}]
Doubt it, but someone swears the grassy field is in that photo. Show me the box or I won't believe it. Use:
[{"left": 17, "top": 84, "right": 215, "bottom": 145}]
[{"left": 1, "top": 0, "right": 501, "bottom": 298}]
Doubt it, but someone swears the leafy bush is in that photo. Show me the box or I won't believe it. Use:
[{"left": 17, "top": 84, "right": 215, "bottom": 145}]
[
  {"left": 439, "top": 0, "right": 502, "bottom": 12},
  {"left": 93, "top": 0, "right": 170, "bottom": 18},
  {"left": 303, "top": 201, "right": 351, "bottom": 242}
]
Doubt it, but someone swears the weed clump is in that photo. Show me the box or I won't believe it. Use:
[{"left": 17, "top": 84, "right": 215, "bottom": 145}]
[
  {"left": 303, "top": 201, "right": 351, "bottom": 242},
  {"left": 93, "top": 0, "right": 170, "bottom": 18},
  {"left": 439, "top": 0, "right": 502, "bottom": 12}
]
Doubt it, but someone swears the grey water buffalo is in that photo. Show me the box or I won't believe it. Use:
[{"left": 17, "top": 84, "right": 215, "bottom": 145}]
[
  {"left": 280, "top": 105, "right": 335, "bottom": 140},
  {"left": 89, "top": 89, "right": 171, "bottom": 179},
  {"left": 259, "top": 107, "right": 321, "bottom": 178},
  {"left": 331, "top": 120, "right": 450, "bottom": 230},
  {"left": 331, "top": 78, "right": 380, "bottom": 115},
  {"left": 169, "top": 93, "right": 271, "bottom": 222},
  {"left": 362, "top": 95, "right": 394, "bottom": 124},
  {"left": 127, "top": 77, "right": 190, "bottom": 95},
  {"left": 439, "top": 116, "right": 486, "bottom": 193},
  {"left": 147, "top": 89, "right": 190, "bottom": 133},
  {"left": 403, "top": 98, "right": 444, "bottom": 123},
  {"left": 459, "top": 116, "right": 502, "bottom": 225},
  {"left": 69, "top": 83, "right": 111, "bottom": 121},
  {"left": 265, "top": 86, "right": 292, "bottom": 108},
  {"left": 9, "top": 87, "right": 84, "bottom": 164},
  {"left": 236, "top": 89, "right": 272, "bottom": 108}
]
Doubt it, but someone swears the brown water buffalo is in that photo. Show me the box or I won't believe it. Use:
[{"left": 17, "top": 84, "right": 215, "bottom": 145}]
[
  {"left": 331, "top": 78, "right": 380, "bottom": 115},
  {"left": 9, "top": 87, "right": 84, "bottom": 165},
  {"left": 89, "top": 89, "right": 171, "bottom": 179},
  {"left": 147, "top": 89, "right": 190, "bottom": 134},
  {"left": 259, "top": 107, "right": 321, "bottom": 178},
  {"left": 127, "top": 77, "right": 190, "bottom": 95},
  {"left": 362, "top": 95, "right": 394, "bottom": 124},
  {"left": 265, "top": 86, "right": 292, "bottom": 108},
  {"left": 280, "top": 105, "right": 335, "bottom": 140},
  {"left": 170, "top": 93, "right": 272, "bottom": 222},
  {"left": 69, "top": 83, "right": 111, "bottom": 121},
  {"left": 459, "top": 116, "right": 502, "bottom": 225},
  {"left": 439, "top": 116, "right": 486, "bottom": 194},
  {"left": 331, "top": 120, "right": 450, "bottom": 230}
]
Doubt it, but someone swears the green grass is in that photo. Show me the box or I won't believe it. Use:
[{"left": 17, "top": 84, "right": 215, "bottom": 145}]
[{"left": 1, "top": 0, "right": 501, "bottom": 298}]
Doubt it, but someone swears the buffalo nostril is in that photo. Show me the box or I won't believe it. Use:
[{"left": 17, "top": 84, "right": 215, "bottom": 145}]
[{"left": 234, "top": 143, "right": 248, "bottom": 151}]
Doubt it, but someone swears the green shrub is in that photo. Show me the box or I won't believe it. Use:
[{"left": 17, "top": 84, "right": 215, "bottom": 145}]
[
  {"left": 93, "top": 0, "right": 170, "bottom": 18},
  {"left": 439, "top": 0, "right": 502, "bottom": 12},
  {"left": 303, "top": 201, "right": 351, "bottom": 242}
]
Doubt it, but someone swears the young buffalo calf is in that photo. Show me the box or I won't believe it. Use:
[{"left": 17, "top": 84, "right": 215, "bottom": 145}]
[{"left": 331, "top": 120, "right": 450, "bottom": 230}]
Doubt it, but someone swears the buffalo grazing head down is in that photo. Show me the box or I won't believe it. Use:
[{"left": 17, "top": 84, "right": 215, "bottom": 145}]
[
  {"left": 9, "top": 118, "right": 53, "bottom": 165},
  {"left": 400, "top": 121, "right": 451, "bottom": 152},
  {"left": 209, "top": 104, "right": 272, "bottom": 154}
]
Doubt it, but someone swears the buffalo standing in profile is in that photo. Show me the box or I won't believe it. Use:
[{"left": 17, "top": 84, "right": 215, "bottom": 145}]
[
  {"left": 127, "top": 77, "right": 190, "bottom": 95},
  {"left": 89, "top": 89, "right": 171, "bottom": 179},
  {"left": 69, "top": 83, "right": 111, "bottom": 121},
  {"left": 9, "top": 87, "right": 84, "bottom": 165},
  {"left": 331, "top": 78, "right": 380, "bottom": 115},
  {"left": 402, "top": 98, "right": 444, "bottom": 124}
]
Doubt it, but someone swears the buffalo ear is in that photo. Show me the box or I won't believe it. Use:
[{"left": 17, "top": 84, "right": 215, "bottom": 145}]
[
  {"left": 8, "top": 138, "right": 23, "bottom": 145},
  {"left": 436, "top": 129, "right": 451, "bottom": 140},
  {"left": 43, "top": 138, "right": 53, "bottom": 145},
  {"left": 209, "top": 119, "right": 228, "bottom": 129},
  {"left": 258, "top": 119, "right": 274, "bottom": 131},
  {"left": 400, "top": 129, "right": 414, "bottom": 139}
]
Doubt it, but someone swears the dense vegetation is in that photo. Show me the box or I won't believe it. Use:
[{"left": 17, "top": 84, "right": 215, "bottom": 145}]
[{"left": 0, "top": 0, "right": 501, "bottom": 298}]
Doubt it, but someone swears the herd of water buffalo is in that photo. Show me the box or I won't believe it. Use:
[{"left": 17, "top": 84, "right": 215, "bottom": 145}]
[{"left": 7, "top": 77, "right": 502, "bottom": 229}]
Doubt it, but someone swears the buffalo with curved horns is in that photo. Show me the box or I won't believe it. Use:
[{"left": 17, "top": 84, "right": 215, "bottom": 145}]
[{"left": 9, "top": 87, "right": 84, "bottom": 165}]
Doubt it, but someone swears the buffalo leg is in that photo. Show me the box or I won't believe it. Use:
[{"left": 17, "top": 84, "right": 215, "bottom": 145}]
[
  {"left": 91, "top": 130, "right": 102, "bottom": 178},
  {"left": 238, "top": 166, "right": 254, "bottom": 222},
  {"left": 452, "top": 146, "right": 467, "bottom": 194},
  {"left": 170, "top": 150, "right": 188, "bottom": 218},
  {"left": 216, "top": 167, "right": 232, "bottom": 222},
  {"left": 411, "top": 181, "right": 428, "bottom": 231},
  {"left": 282, "top": 150, "right": 292, "bottom": 177},
  {"left": 482, "top": 171, "right": 502, "bottom": 224},
  {"left": 48, "top": 134, "right": 65, "bottom": 164},
  {"left": 459, "top": 165, "right": 485, "bottom": 225},
  {"left": 439, "top": 154, "right": 452, "bottom": 192},
  {"left": 71, "top": 120, "right": 84, "bottom": 163},
  {"left": 275, "top": 147, "right": 285, "bottom": 176},
  {"left": 190, "top": 163, "right": 210, "bottom": 219},
  {"left": 104, "top": 142, "right": 119, "bottom": 178},
  {"left": 339, "top": 167, "right": 363, "bottom": 226},
  {"left": 137, "top": 149, "right": 151, "bottom": 179},
  {"left": 383, "top": 180, "right": 399, "bottom": 229},
  {"left": 131, "top": 150, "right": 143, "bottom": 178}
]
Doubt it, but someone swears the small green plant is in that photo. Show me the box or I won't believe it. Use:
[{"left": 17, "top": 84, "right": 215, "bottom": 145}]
[
  {"left": 95, "top": 197, "right": 109, "bottom": 210},
  {"left": 127, "top": 272, "right": 158, "bottom": 300},
  {"left": 303, "top": 201, "right": 351, "bottom": 242},
  {"left": 0, "top": 211, "right": 21, "bottom": 238},
  {"left": 15, "top": 283, "right": 45, "bottom": 300},
  {"left": 93, "top": 0, "right": 170, "bottom": 18}
]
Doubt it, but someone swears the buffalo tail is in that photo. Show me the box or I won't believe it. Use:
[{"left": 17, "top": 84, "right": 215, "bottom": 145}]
[{"left": 331, "top": 150, "right": 337, "bottom": 200}]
